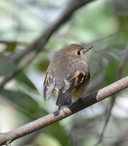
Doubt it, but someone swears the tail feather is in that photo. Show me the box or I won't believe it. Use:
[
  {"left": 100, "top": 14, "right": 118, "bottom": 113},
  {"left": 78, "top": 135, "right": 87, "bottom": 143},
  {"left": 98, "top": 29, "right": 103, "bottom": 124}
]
[{"left": 56, "top": 90, "right": 72, "bottom": 107}]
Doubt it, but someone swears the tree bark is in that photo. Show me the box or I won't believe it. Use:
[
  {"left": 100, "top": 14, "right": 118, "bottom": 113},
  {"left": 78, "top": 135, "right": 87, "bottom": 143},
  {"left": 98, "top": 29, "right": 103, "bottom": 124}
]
[{"left": 0, "top": 76, "right": 128, "bottom": 145}]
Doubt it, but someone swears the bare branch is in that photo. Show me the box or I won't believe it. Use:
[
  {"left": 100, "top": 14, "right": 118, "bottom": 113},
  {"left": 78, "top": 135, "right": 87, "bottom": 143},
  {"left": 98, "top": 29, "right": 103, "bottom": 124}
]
[
  {"left": 85, "top": 24, "right": 128, "bottom": 46},
  {"left": 0, "top": 0, "right": 94, "bottom": 90},
  {"left": 94, "top": 95, "right": 116, "bottom": 146},
  {"left": 13, "top": 0, "right": 95, "bottom": 62},
  {"left": 0, "top": 76, "right": 128, "bottom": 145}
]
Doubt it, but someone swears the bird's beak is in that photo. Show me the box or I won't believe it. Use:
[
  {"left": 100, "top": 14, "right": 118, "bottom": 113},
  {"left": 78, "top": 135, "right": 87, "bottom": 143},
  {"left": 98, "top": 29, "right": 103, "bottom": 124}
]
[
  {"left": 85, "top": 46, "right": 93, "bottom": 52},
  {"left": 83, "top": 46, "right": 93, "bottom": 54}
]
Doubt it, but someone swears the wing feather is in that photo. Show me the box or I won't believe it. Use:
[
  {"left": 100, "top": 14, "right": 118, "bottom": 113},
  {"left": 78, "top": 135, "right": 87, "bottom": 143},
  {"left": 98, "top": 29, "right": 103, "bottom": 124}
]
[
  {"left": 43, "top": 70, "right": 55, "bottom": 100},
  {"left": 62, "top": 71, "right": 89, "bottom": 93}
]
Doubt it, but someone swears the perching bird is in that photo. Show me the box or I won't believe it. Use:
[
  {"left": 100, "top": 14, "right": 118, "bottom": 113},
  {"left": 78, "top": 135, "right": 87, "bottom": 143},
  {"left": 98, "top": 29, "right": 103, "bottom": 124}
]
[{"left": 43, "top": 44, "right": 93, "bottom": 110}]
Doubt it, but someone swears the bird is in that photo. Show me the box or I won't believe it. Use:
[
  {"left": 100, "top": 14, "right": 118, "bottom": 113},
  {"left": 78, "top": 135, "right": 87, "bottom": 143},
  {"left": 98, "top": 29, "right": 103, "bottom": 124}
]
[{"left": 43, "top": 44, "right": 93, "bottom": 111}]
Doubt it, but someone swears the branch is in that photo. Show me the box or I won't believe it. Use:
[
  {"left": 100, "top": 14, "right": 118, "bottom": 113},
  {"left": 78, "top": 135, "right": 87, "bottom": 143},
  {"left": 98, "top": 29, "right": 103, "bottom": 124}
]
[
  {"left": 0, "top": 0, "right": 94, "bottom": 90},
  {"left": 85, "top": 24, "right": 128, "bottom": 46},
  {"left": 13, "top": 0, "right": 95, "bottom": 62},
  {"left": 118, "top": 43, "right": 128, "bottom": 76},
  {"left": 94, "top": 43, "right": 128, "bottom": 146},
  {"left": 0, "top": 76, "right": 128, "bottom": 145},
  {"left": 0, "top": 51, "right": 39, "bottom": 89},
  {"left": 94, "top": 94, "right": 116, "bottom": 146}
]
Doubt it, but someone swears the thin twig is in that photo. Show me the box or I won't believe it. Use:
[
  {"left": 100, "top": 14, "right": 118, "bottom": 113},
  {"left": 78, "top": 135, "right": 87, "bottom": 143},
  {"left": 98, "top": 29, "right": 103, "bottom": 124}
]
[
  {"left": 0, "top": 76, "right": 128, "bottom": 145},
  {"left": 94, "top": 43, "right": 128, "bottom": 146},
  {"left": 85, "top": 24, "right": 128, "bottom": 46},
  {"left": 118, "top": 43, "right": 128, "bottom": 77},
  {"left": 93, "top": 95, "right": 116, "bottom": 146}
]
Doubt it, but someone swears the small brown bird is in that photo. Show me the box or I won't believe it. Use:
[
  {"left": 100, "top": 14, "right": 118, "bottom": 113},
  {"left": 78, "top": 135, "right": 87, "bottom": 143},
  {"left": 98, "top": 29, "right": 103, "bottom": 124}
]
[{"left": 43, "top": 44, "right": 93, "bottom": 110}]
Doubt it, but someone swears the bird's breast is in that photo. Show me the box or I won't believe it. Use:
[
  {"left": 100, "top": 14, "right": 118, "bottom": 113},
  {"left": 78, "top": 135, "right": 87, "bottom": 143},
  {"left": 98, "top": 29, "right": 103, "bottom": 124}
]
[{"left": 71, "top": 80, "right": 89, "bottom": 99}]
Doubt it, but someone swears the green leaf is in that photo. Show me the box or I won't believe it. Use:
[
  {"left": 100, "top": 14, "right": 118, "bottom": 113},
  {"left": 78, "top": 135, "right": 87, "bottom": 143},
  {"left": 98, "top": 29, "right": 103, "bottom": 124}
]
[
  {"left": 0, "top": 89, "right": 39, "bottom": 115},
  {"left": 0, "top": 89, "right": 71, "bottom": 146},
  {"left": 104, "top": 61, "right": 118, "bottom": 85},
  {"left": 0, "top": 57, "right": 16, "bottom": 76},
  {"left": 5, "top": 44, "right": 16, "bottom": 52},
  {"left": 16, "top": 72, "right": 36, "bottom": 90},
  {"left": 46, "top": 123, "right": 71, "bottom": 146},
  {"left": 36, "top": 59, "right": 50, "bottom": 72}
]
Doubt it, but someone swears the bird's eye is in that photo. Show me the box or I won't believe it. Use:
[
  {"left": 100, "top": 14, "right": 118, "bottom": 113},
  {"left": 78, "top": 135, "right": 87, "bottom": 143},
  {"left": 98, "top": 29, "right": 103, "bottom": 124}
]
[{"left": 76, "top": 51, "right": 81, "bottom": 55}]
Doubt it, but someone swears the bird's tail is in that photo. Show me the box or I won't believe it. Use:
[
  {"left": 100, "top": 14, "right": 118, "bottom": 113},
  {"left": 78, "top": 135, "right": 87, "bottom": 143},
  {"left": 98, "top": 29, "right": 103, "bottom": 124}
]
[{"left": 56, "top": 90, "right": 72, "bottom": 109}]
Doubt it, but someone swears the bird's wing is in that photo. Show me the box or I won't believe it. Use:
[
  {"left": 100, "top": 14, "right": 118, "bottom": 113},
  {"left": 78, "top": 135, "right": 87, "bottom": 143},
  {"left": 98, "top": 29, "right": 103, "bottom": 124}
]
[
  {"left": 43, "top": 70, "right": 55, "bottom": 100},
  {"left": 62, "top": 71, "right": 90, "bottom": 93}
]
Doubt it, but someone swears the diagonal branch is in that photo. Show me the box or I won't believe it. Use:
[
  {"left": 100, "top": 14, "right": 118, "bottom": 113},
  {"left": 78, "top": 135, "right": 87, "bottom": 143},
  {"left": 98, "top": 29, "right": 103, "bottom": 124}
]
[
  {"left": 0, "top": 0, "right": 94, "bottom": 90},
  {"left": 0, "top": 76, "right": 128, "bottom": 145},
  {"left": 0, "top": 51, "right": 39, "bottom": 89},
  {"left": 94, "top": 94, "right": 116, "bottom": 146},
  {"left": 13, "top": 0, "right": 95, "bottom": 62}
]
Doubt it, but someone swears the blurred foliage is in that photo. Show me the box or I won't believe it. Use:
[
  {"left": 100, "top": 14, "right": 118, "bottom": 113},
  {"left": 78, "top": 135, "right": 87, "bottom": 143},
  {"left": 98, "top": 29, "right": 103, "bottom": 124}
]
[{"left": 0, "top": 0, "right": 128, "bottom": 146}]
